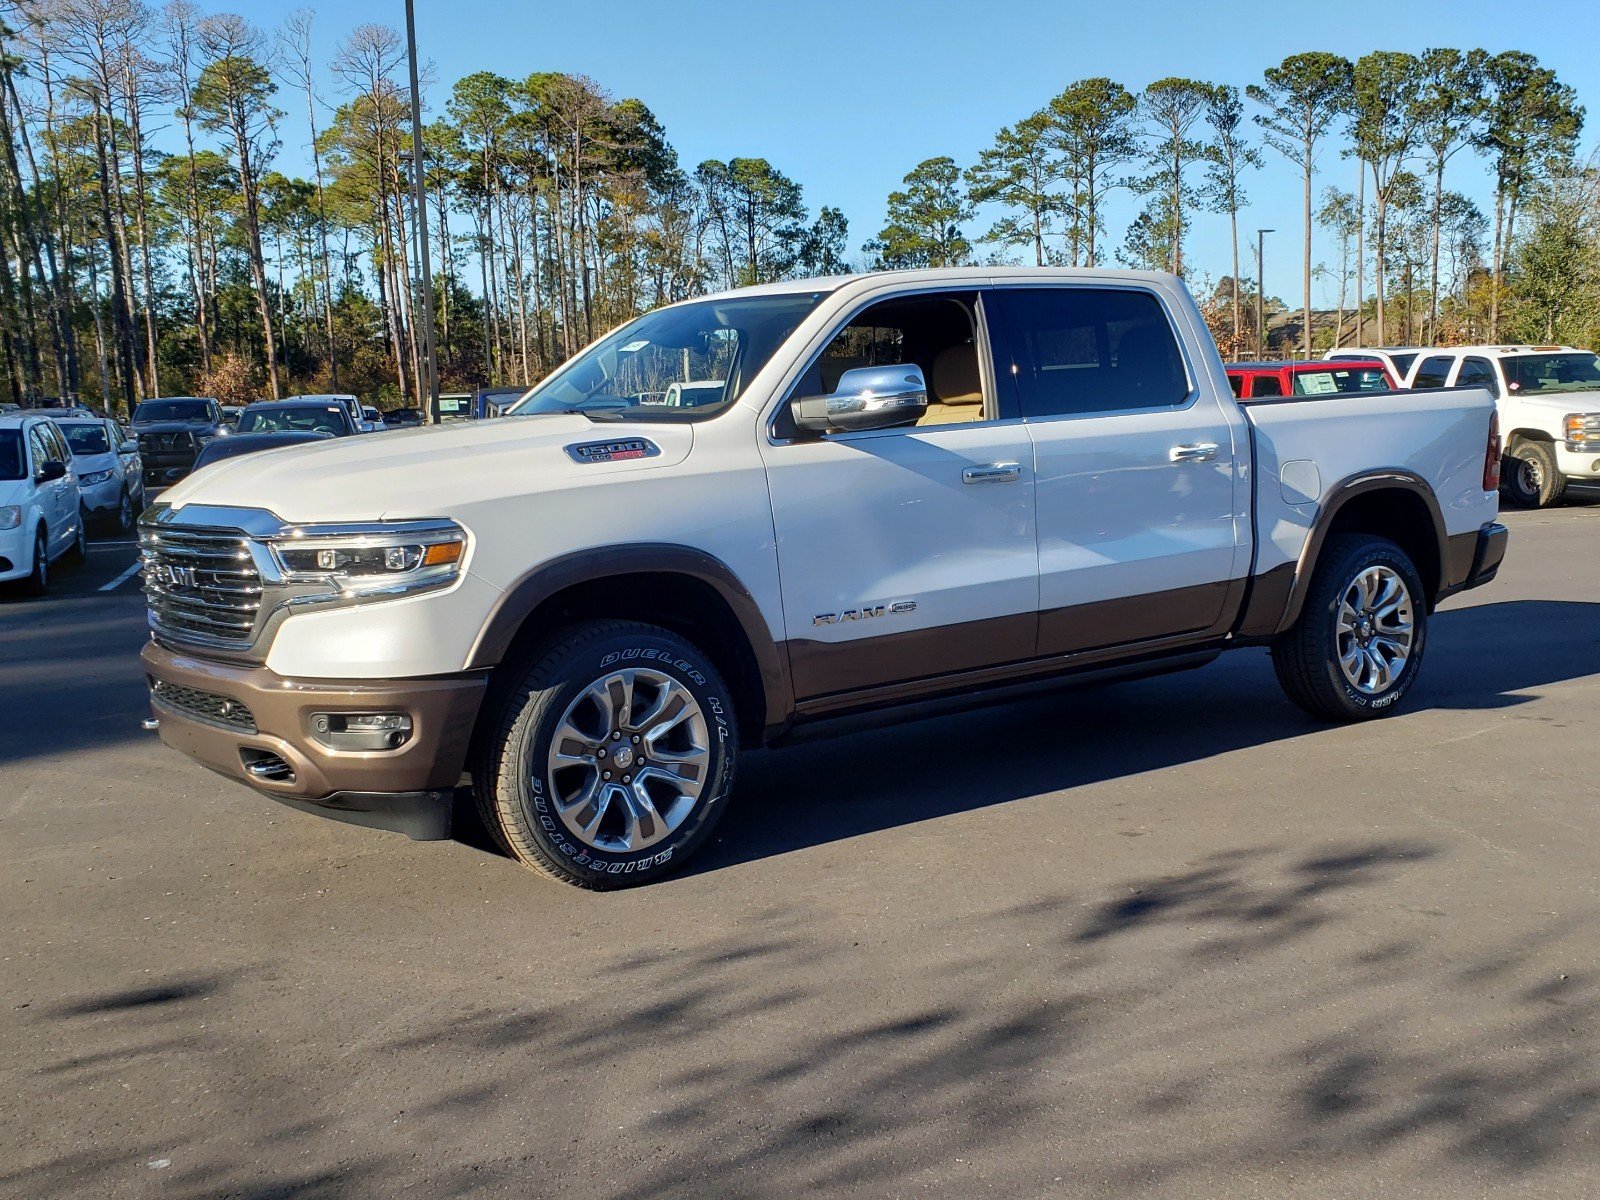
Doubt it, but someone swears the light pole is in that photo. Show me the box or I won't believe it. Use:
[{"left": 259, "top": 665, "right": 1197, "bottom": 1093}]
[
  {"left": 404, "top": 0, "right": 440, "bottom": 424},
  {"left": 1256, "top": 228, "right": 1275, "bottom": 359}
]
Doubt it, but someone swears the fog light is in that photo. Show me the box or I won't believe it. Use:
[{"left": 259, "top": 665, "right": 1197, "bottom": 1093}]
[{"left": 309, "top": 711, "right": 413, "bottom": 751}]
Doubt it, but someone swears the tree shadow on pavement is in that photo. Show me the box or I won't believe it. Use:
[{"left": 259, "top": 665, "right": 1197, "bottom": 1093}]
[{"left": 15, "top": 840, "right": 1600, "bottom": 1197}]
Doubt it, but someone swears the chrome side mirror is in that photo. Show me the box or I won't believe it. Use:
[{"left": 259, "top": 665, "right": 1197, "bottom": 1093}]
[{"left": 791, "top": 365, "right": 928, "bottom": 435}]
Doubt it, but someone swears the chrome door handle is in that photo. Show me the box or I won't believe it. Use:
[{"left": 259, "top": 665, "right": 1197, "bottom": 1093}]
[
  {"left": 962, "top": 462, "right": 1022, "bottom": 484},
  {"left": 1169, "top": 443, "right": 1219, "bottom": 463}
]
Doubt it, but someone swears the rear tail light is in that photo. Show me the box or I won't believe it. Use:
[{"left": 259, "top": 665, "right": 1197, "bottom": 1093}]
[{"left": 1483, "top": 410, "right": 1502, "bottom": 492}]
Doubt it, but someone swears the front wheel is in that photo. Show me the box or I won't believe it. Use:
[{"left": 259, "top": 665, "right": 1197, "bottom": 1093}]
[
  {"left": 473, "top": 620, "right": 738, "bottom": 889},
  {"left": 1272, "top": 534, "right": 1428, "bottom": 722},
  {"left": 1501, "top": 439, "right": 1565, "bottom": 509},
  {"left": 20, "top": 529, "right": 48, "bottom": 597}
]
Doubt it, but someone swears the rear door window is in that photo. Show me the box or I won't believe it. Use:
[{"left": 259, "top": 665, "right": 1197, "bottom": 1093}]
[
  {"left": 1412, "top": 355, "right": 1454, "bottom": 389},
  {"left": 988, "top": 287, "right": 1190, "bottom": 417},
  {"left": 1454, "top": 357, "right": 1500, "bottom": 397},
  {"left": 1250, "top": 374, "right": 1283, "bottom": 398}
]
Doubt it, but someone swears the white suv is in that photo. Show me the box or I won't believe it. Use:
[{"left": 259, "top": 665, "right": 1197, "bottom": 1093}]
[
  {"left": 0, "top": 412, "right": 85, "bottom": 595},
  {"left": 1404, "top": 345, "right": 1600, "bottom": 507}
]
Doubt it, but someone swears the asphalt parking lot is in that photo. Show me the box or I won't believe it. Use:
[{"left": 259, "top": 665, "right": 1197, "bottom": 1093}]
[{"left": 5, "top": 501, "right": 1600, "bottom": 1199}]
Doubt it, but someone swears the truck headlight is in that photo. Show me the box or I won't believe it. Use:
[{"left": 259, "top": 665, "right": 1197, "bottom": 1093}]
[
  {"left": 271, "top": 520, "right": 467, "bottom": 600},
  {"left": 1564, "top": 413, "right": 1600, "bottom": 450},
  {"left": 80, "top": 468, "right": 115, "bottom": 485}
]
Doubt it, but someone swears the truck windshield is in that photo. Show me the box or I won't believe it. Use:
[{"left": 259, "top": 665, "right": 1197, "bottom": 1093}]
[
  {"left": 1505, "top": 353, "right": 1600, "bottom": 394},
  {"left": 509, "top": 292, "right": 827, "bottom": 423},
  {"left": 134, "top": 399, "right": 209, "bottom": 422}
]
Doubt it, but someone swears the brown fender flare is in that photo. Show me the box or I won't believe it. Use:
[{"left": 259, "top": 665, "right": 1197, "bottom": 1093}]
[
  {"left": 465, "top": 543, "right": 794, "bottom": 738},
  {"left": 1236, "top": 469, "right": 1450, "bottom": 639}
]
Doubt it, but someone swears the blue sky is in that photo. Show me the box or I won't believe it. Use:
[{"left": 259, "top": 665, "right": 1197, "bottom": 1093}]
[{"left": 245, "top": 0, "right": 1597, "bottom": 305}]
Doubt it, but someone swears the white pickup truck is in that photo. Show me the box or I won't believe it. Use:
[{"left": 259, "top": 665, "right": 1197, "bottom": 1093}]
[
  {"left": 139, "top": 268, "right": 1507, "bottom": 889},
  {"left": 1401, "top": 345, "right": 1600, "bottom": 508}
]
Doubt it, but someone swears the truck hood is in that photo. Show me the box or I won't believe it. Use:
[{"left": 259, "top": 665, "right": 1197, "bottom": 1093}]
[
  {"left": 159, "top": 413, "right": 694, "bottom": 523},
  {"left": 1511, "top": 387, "right": 1600, "bottom": 411}
]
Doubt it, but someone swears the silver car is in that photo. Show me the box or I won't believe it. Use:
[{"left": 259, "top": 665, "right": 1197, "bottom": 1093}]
[{"left": 53, "top": 415, "right": 145, "bottom": 533}]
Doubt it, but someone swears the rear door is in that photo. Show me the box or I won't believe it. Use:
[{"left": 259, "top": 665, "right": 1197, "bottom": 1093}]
[{"left": 986, "top": 284, "right": 1247, "bottom": 657}]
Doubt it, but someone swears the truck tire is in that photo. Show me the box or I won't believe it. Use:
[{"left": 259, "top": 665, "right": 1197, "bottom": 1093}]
[
  {"left": 1501, "top": 439, "right": 1565, "bottom": 509},
  {"left": 1272, "top": 534, "right": 1427, "bottom": 722},
  {"left": 473, "top": 620, "right": 738, "bottom": 889}
]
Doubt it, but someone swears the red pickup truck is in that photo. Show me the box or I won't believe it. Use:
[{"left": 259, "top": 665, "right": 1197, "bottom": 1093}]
[{"left": 1227, "top": 359, "right": 1396, "bottom": 401}]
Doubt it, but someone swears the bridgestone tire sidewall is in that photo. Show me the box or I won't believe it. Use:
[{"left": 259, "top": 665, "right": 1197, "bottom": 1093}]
[
  {"left": 1317, "top": 542, "right": 1427, "bottom": 717},
  {"left": 506, "top": 630, "right": 736, "bottom": 886}
]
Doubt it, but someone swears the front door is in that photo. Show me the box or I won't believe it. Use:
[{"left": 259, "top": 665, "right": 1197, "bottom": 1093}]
[
  {"left": 762, "top": 290, "right": 1038, "bottom": 701},
  {"left": 986, "top": 284, "right": 1247, "bottom": 657}
]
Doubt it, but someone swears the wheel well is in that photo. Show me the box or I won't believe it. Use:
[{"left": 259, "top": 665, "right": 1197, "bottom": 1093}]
[
  {"left": 1508, "top": 427, "right": 1554, "bottom": 447},
  {"left": 1323, "top": 490, "right": 1442, "bottom": 602},
  {"left": 493, "top": 571, "right": 768, "bottom": 748}
]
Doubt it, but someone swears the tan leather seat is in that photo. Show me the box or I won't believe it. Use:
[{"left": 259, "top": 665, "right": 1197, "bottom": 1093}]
[{"left": 920, "top": 344, "right": 984, "bottom": 426}]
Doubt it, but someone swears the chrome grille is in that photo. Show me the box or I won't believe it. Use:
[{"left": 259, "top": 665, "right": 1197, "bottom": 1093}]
[
  {"left": 140, "top": 525, "right": 264, "bottom": 646},
  {"left": 149, "top": 678, "right": 258, "bottom": 733}
]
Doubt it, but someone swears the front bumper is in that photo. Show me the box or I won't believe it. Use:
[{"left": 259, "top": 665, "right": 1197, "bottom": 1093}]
[
  {"left": 80, "top": 477, "right": 123, "bottom": 515},
  {"left": 0, "top": 522, "right": 29, "bottom": 581},
  {"left": 141, "top": 640, "right": 487, "bottom": 840}
]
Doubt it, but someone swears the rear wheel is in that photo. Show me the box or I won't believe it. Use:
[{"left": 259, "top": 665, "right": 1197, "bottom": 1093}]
[
  {"left": 1501, "top": 439, "right": 1565, "bottom": 509},
  {"left": 116, "top": 488, "right": 136, "bottom": 534},
  {"left": 1272, "top": 534, "right": 1427, "bottom": 721},
  {"left": 473, "top": 620, "right": 738, "bottom": 889}
]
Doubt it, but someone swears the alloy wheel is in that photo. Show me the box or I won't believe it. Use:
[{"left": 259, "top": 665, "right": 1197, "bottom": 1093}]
[
  {"left": 1334, "top": 565, "right": 1414, "bottom": 694},
  {"left": 542, "top": 667, "right": 711, "bottom": 853}
]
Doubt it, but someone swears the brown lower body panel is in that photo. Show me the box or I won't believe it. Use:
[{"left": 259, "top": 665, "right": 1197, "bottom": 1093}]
[
  {"left": 789, "top": 579, "right": 1243, "bottom": 707},
  {"left": 141, "top": 640, "right": 486, "bottom": 814}
]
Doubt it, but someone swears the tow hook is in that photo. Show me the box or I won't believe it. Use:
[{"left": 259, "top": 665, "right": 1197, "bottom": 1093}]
[{"left": 141, "top": 717, "right": 160, "bottom": 732}]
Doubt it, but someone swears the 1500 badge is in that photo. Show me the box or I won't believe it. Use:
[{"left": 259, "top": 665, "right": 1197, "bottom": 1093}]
[{"left": 813, "top": 600, "right": 917, "bottom": 626}]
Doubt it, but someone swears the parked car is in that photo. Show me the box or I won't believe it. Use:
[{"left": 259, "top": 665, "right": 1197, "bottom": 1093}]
[
  {"left": 474, "top": 385, "right": 531, "bottom": 419},
  {"left": 384, "top": 408, "right": 424, "bottom": 429},
  {"left": 1227, "top": 359, "right": 1395, "bottom": 401},
  {"left": 52, "top": 414, "right": 144, "bottom": 532},
  {"left": 194, "top": 430, "right": 335, "bottom": 471},
  {"left": 129, "top": 396, "right": 225, "bottom": 488},
  {"left": 238, "top": 398, "right": 369, "bottom": 436},
  {"left": 1398, "top": 344, "right": 1600, "bottom": 508},
  {"left": 285, "top": 393, "right": 378, "bottom": 433},
  {"left": 1324, "top": 347, "right": 1425, "bottom": 386},
  {"left": 1, "top": 411, "right": 84, "bottom": 594},
  {"left": 139, "top": 267, "right": 1505, "bottom": 889}
]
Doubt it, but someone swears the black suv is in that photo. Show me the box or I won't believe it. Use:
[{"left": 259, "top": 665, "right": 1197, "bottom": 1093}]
[{"left": 130, "top": 396, "right": 224, "bottom": 487}]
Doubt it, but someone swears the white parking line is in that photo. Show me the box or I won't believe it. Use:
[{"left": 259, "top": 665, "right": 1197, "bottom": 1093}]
[{"left": 99, "top": 560, "right": 143, "bottom": 592}]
